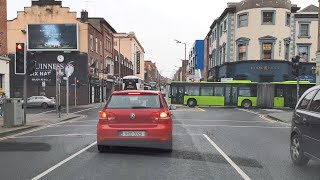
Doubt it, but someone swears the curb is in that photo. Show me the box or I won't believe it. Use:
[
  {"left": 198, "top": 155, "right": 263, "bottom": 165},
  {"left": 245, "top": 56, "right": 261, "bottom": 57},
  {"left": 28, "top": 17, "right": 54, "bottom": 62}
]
[
  {"left": 58, "top": 115, "right": 83, "bottom": 122},
  {"left": 264, "top": 114, "right": 286, "bottom": 123},
  {"left": 0, "top": 125, "right": 39, "bottom": 138}
]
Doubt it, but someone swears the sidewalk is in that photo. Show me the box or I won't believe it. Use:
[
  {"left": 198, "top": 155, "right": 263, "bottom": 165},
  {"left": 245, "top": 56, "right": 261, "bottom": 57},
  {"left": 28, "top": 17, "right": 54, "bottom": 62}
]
[
  {"left": 265, "top": 111, "right": 293, "bottom": 124},
  {"left": 0, "top": 103, "right": 102, "bottom": 137}
]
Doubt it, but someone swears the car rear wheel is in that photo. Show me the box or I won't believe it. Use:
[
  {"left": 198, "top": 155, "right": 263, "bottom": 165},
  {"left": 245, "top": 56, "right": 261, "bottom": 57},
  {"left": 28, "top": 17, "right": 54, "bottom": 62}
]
[
  {"left": 187, "top": 99, "right": 197, "bottom": 108},
  {"left": 162, "top": 140, "right": 172, "bottom": 153},
  {"left": 41, "top": 103, "right": 48, "bottom": 109},
  {"left": 291, "top": 134, "right": 309, "bottom": 166},
  {"left": 241, "top": 100, "right": 252, "bottom": 108}
]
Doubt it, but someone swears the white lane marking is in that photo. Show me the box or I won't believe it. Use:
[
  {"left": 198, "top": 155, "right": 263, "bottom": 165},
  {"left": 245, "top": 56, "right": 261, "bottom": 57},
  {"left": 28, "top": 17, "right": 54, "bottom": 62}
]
[
  {"left": 261, "top": 109, "right": 283, "bottom": 112},
  {"left": 174, "top": 124, "right": 289, "bottom": 129},
  {"left": 31, "top": 141, "right": 97, "bottom": 180},
  {"left": 0, "top": 115, "right": 86, "bottom": 141},
  {"left": 68, "top": 120, "right": 98, "bottom": 123},
  {"left": 203, "top": 134, "right": 251, "bottom": 180},
  {"left": 10, "top": 133, "right": 202, "bottom": 139},
  {"left": 174, "top": 119, "right": 268, "bottom": 123},
  {"left": 235, "top": 108, "right": 260, "bottom": 115},
  {"left": 8, "top": 134, "right": 96, "bottom": 139},
  {"left": 72, "top": 107, "right": 99, "bottom": 114},
  {"left": 50, "top": 125, "right": 96, "bottom": 127}
]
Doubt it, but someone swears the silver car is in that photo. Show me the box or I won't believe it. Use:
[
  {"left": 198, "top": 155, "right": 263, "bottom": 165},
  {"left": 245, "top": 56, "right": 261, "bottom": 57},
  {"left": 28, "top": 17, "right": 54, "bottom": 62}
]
[{"left": 26, "top": 96, "right": 56, "bottom": 108}]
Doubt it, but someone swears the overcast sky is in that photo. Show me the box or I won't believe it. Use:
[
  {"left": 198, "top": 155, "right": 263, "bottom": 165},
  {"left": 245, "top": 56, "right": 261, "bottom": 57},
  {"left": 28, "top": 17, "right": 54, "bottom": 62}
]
[{"left": 7, "top": 0, "right": 318, "bottom": 78}]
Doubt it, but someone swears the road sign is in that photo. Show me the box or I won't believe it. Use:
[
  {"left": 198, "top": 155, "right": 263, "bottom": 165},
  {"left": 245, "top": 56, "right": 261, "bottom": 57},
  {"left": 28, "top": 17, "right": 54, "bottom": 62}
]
[
  {"left": 65, "top": 64, "right": 74, "bottom": 77},
  {"left": 221, "top": 78, "right": 233, "bottom": 83}
]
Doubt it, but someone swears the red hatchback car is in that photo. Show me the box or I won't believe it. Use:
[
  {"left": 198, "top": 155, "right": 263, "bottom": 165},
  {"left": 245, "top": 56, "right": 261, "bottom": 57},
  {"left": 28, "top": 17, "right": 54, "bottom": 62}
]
[{"left": 97, "top": 90, "right": 173, "bottom": 152}]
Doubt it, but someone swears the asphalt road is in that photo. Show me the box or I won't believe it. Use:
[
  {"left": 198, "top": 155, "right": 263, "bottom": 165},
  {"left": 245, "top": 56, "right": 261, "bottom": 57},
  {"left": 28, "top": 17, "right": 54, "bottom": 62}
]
[{"left": 0, "top": 106, "right": 320, "bottom": 180}]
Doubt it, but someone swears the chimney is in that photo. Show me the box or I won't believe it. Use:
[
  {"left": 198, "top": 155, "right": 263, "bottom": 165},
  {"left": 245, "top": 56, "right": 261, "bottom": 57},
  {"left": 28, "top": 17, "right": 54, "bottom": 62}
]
[{"left": 81, "top": 10, "right": 88, "bottom": 22}]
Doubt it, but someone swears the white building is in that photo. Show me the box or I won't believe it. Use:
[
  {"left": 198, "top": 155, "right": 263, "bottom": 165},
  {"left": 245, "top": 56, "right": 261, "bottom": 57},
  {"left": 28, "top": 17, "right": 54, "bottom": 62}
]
[{"left": 206, "top": 0, "right": 318, "bottom": 83}]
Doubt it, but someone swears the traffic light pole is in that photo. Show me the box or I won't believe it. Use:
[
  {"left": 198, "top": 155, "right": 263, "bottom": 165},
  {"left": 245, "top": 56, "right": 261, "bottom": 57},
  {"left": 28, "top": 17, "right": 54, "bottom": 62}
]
[
  {"left": 297, "top": 77, "right": 300, "bottom": 102},
  {"left": 23, "top": 73, "right": 27, "bottom": 125},
  {"left": 75, "top": 77, "right": 76, "bottom": 107}
]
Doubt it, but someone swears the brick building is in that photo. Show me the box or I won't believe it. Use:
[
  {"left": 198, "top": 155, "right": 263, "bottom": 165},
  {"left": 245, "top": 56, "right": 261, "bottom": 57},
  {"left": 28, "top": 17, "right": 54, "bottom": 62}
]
[
  {"left": 0, "top": 0, "right": 10, "bottom": 97},
  {"left": 7, "top": 0, "right": 120, "bottom": 104}
]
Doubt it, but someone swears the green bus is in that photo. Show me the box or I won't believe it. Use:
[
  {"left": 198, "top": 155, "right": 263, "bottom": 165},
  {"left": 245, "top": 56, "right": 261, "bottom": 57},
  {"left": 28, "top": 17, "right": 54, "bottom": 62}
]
[
  {"left": 167, "top": 80, "right": 315, "bottom": 108},
  {"left": 273, "top": 81, "right": 315, "bottom": 108}
]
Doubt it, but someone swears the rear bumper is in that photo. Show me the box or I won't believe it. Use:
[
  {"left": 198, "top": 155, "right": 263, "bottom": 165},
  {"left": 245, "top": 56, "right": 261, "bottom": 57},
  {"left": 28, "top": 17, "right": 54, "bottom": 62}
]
[
  {"left": 97, "top": 139, "right": 171, "bottom": 149},
  {"left": 97, "top": 123, "right": 172, "bottom": 148}
]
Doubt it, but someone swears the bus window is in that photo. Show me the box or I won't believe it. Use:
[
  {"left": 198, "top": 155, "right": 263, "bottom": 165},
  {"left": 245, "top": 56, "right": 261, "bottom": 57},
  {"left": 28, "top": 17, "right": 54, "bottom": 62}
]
[
  {"left": 276, "top": 88, "right": 284, "bottom": 97},
  {"left": 214, "top": 87, "right": 224, "bottom": 96},
  {"left": 171, "top": 86, "right": 177, "bottom": 98},
  {"left": 185, "top": 86, "right": 200, "bottom": 96},
  {"left": 239, "top": 87, "right": 251, "bottom": 97},
  {"left": 201, "top": 87, "right": 213, "bottom": 96}
]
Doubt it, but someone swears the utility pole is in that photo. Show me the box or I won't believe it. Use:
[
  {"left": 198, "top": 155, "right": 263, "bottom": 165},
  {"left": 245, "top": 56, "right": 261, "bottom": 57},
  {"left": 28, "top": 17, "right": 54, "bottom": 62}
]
[
  {"left": 118, "top": 38, "right": 121, "bottom": 90},
  {"left": 74, "top": 77, "right": 77, "bottom": 107},
  {"left": 292, "top": 56, "right": 301, "bottom": 101}
]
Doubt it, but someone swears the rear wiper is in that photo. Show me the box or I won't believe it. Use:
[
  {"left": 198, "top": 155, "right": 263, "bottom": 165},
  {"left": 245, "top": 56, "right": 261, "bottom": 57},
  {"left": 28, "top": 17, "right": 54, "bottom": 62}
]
[{"left": 130, "top": 106, "right": 151, "bottom": 109}]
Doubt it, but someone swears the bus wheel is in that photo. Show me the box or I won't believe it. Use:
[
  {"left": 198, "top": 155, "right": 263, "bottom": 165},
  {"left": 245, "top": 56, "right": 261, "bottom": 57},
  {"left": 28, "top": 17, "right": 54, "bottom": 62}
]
[
  {"left": 241, "top": 100, "right": 252, "bottom": 108},
  {"left": 187, "top": 99, "right": 197, "bottom": 108}
]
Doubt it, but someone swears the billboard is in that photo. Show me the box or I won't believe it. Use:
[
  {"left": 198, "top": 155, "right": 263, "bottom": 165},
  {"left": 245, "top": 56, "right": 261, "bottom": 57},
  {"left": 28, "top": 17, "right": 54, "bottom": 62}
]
[{"left": 28, "top": 24, "right": 79, "bottom": 51}]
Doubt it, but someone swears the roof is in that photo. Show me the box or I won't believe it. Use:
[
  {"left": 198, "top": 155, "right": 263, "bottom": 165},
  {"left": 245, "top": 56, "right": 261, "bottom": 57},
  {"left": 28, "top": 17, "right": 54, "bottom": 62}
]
[
  {"left": 300, "top": 5, "right": 318, "bottom": 13},
  {"left": 87, "top": 18, "right": 117, "bottom": 33},
  {"left": 112, "top": 90, "right": 160, "bottom": 95}
]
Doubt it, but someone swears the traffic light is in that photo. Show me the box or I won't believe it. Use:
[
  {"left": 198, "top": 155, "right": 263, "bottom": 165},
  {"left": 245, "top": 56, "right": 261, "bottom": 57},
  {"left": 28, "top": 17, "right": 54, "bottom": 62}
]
[
  {"left": 15, "top": 43, "right": 26, "bottom": 74},
  {"left": 48, "top": 69, "right": 56, "bottom": 85},
  {"left": 76, "top": 79, "right": 81, "bottom": 88},
  {"left": 292, "top": 55, "right": 300, "bottom": 77},
  {"left": 27, "top": 52, "right": 37, "bottom": 75}
]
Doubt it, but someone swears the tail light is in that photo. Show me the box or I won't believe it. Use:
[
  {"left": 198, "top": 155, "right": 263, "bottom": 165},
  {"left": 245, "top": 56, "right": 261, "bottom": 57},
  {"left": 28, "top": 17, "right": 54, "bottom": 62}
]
[
  {"left": 151, "top": 111, "right": 170, "bottom": 120},
  {"left": 99, "top": 111, "right": 116, "bottom": 120}
]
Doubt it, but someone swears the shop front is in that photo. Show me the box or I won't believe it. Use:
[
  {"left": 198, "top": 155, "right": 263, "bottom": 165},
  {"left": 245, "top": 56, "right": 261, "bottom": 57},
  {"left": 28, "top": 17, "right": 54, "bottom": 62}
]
[{"left": 212, "top": 60, "right": 316, "bottom": 83}]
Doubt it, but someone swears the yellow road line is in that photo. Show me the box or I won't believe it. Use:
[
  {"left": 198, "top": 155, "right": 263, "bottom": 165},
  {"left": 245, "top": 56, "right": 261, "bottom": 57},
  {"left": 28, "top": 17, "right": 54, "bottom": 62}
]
[
  {"left": 197, "top": 107, "right": 206, "bottom": 112},
  {"left": 259, "top": 115, "right": 274, "bottom": 123}
]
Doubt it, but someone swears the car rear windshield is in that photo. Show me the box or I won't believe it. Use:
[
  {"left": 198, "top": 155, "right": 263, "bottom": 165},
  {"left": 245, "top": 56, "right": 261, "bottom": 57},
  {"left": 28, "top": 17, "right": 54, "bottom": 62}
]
[{"left": 106, "top": 94, "right": 162, "bottom": 109}]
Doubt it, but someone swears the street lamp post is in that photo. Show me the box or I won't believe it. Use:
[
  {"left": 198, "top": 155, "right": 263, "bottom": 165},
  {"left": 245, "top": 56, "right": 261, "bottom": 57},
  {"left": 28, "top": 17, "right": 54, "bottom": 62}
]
[{"left": 175, "top": 39, "right": 187, "bottom": 61}]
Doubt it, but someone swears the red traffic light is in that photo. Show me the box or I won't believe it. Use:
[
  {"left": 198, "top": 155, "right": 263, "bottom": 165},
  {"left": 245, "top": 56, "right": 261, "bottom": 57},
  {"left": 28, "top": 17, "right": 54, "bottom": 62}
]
[
  {"left": 16, "top": 43, "right": 23, "bottom": 50},
  {"left": 76, "top": 80, "right": 80, "bottom": 83}
]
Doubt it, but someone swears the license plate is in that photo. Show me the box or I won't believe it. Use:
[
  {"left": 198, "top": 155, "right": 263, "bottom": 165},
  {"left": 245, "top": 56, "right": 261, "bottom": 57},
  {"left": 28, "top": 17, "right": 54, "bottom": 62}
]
[{"left": 120, "top": 131, "right": 146, "bottom": 137}]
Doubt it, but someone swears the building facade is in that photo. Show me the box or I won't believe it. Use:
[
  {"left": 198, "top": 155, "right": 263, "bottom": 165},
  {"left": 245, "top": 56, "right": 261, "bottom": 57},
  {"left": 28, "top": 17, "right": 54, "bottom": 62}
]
[
  {"left": 207, "top": 0, "right": 317, "bottom": 83},
  {"left": 0, "top": 0, "right": 9, "bottom": 96},
  {"left": 7, "top": 0, "right": 117, "bottom": 104},
  {"left": 144, "top": 61, "right": 159, "bottom": 84},
  {"left": 189, "top": 40, "right": 205, "bottom": 76},
  {"left": 114, "top": 32, "right": 145, "bottom": 80}
]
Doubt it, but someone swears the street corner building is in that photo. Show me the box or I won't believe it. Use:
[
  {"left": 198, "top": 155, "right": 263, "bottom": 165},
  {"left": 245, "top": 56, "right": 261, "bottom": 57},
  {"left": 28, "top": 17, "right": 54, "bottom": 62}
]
[
  {"left": 7, "top": 0, "right": 119, "bottom": 105},
  {"left": 204, "top": 0, "right": 317, "bottom": 83}
]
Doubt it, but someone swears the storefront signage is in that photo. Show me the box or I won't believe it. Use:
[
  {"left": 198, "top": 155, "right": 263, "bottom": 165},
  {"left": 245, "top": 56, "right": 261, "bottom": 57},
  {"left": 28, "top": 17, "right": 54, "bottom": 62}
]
[
  {"left": 30, "top": 63, "right": 65, "bottom": 82},
  {"left": 250, "top": 66, "right": 280, "bottom": 71},
  {"left": 136, "top": 52, "right": 140, "bottom": 74}
]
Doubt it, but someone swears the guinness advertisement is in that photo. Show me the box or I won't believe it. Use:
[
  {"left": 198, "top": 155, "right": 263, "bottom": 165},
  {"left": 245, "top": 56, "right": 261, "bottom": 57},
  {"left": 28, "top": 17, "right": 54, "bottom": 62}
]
[{"left": 10, "top": 52, "right": 89, "bottom": 87}]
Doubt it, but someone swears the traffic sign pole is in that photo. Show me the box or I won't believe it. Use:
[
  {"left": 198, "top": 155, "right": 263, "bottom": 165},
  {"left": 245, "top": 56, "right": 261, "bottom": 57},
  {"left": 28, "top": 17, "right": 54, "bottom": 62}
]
[{"left": 75, "top": 77, "right": 77, "bottom": 108}]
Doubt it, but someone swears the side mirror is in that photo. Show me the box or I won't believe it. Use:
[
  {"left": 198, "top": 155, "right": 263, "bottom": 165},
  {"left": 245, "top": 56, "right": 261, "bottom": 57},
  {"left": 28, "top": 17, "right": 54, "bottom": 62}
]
[{"left": 169, "top": 105, "right": 177, "bottom": 110}]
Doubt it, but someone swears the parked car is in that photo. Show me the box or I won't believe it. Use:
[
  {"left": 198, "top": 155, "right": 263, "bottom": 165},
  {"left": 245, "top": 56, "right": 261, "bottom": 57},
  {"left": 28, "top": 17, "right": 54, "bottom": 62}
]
[
  {"left": 25, "top": 96, "right": 56, "bottom": 108},
  {"left": 97, "top": 90, "right": 176, "bottom": 153},
  {"left": 290, "top": 85, "right": 320, "bottom": 166}
]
